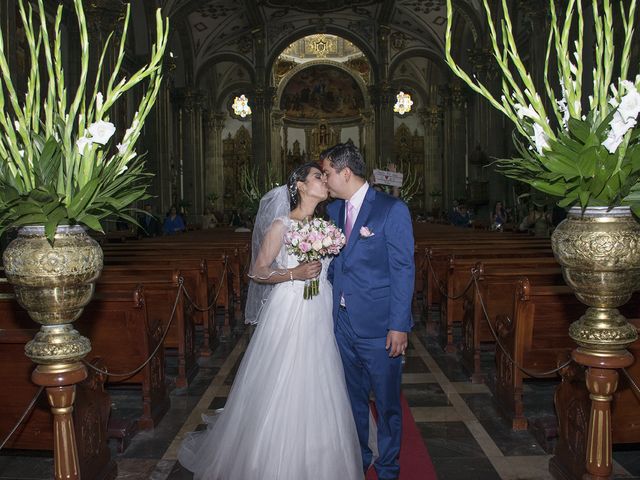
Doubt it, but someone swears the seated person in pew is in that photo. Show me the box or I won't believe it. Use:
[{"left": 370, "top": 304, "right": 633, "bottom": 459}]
[
  {"left": 138, "top": 203, "right": 161, "bottom": 237},
  {"left": 163, "top": 205, "right": 186, "bottom": 235}
]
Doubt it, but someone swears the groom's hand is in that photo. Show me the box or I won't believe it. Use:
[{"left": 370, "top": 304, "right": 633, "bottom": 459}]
[{"left": 386, "top": 330, "right": 408, "bottom": 358}]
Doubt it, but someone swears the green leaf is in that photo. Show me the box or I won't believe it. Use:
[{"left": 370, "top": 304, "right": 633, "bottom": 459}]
[
  {"left": 531, "top": 179, "right": 569, "bottom": 196},
  {"left": 44, "top": 205, "right": 68, "bottom": 242},
  {"left": 15, "top": 202, "right": 44, "bottom": 216},
  {"left": 75, "top": 213, "right": 103, "bottom": 233},
  {"left": 67, "top": 177, "right": 100, "bottom": 219},
  {"left": 567, "top": 118, "right": 591, "bottom": 144},
  {"left": 14, "top": 213, "right": 48, "bottom": 226}
]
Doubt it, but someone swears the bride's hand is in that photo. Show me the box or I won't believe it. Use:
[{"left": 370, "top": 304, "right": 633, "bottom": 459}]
[{"left": 291, "top": 261, "right": 322, "bottom": 280}]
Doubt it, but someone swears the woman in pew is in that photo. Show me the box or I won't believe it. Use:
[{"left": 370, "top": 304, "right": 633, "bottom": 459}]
[
  {"left": 178, "top": 163, "right": 362, "bottom": 479},
  {"left": 163, "top": 205, "right": 186, "bottom": 235}
]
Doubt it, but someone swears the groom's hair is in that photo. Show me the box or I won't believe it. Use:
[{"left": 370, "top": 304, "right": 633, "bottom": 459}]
[{"left": 320, "top": 141, "right": 366, "bottom": 179}]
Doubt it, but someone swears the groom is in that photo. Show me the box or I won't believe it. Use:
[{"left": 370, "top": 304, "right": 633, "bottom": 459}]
[{"left": 321, "top": 142, "right": 414, "bottom": 480}]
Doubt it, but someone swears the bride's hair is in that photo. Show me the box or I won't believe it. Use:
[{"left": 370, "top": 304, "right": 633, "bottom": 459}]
[{"left": 287, "top": 162, "right": 327, "bottom": 217}]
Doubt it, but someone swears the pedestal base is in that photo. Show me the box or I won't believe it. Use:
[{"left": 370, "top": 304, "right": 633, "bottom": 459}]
[
  {"left": 571, "top": 348, "right": 634, "bottom": 480},
  {"left": 31, "top": 362, "right": 88, "bottom": 480}
]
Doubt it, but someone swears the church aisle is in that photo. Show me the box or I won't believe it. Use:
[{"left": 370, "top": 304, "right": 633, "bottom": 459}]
[{"left": 1, "top": 311, "right": 639, "bottom": 479}]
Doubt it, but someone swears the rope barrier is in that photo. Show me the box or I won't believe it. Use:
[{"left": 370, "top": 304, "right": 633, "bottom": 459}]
[
  {"left": 426, "top": 254, "right": 474, "bottom": 300},
  {"left": 0, "top": 386, "right": 44, "bottom": 451},
  {"left": 622, "top": 367, "right": 640, "bottom": 399},
  {"left": 182, "top": 256, "right": 228, "bottom": 312},
  {"left": 472, "top": 275, "right": 573, "bottom": 377},
  {"left": 83, "top": 281, "right": 184, "bottom": 379}
]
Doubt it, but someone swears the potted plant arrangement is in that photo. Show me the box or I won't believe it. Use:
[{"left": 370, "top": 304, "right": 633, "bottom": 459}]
[
  {"left": 445, "top": 0, "right": 640, "bottom": 348},
  {"left": 445, "top": 1, "right": 639, "bottom": 478},
  {"left": 0, "top": 0, "right": 168, "bottom": 477}
]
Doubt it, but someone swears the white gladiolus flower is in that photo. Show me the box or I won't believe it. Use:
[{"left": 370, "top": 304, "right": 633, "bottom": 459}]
[
  {"left": 557, "top": 98, "right": 570, "bottom": 127},
  {"left": 515, "top": 104, "right": 540, "bottom": 121},
  {"left": 617, "top": 85, "right": 640, "bottom": 122},
  {"left": 532, "top": 123, "right": 550, "bottom": 154},
  {"left": 87, "top": 120, "right": 115, "bottom": 145},
  {"left": 96, "top": 92, "right": 103, "bottom": 111},
  {"left": 118, "top": 165, "right": 128, "bottom": 175},
  {"left": 603, "top": 84, "right": 640, "bottom": 153},
  {"left": 76, "top": 136, "right": 93, "bottom": 156},
  {"left": 13, "top": 120, "right": 20, "bottom": 130},
  {"left": 116, "top": 143, "right": 128, "bottom": 154}
]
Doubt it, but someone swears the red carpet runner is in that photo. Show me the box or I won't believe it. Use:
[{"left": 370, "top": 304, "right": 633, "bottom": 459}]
[{"left": 365, "top": 394, "right": 438, "bottom": 480}]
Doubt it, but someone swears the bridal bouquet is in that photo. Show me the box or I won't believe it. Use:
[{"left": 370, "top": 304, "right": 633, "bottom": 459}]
[{"left": 284, "top": 218, "right": 345, "bottom": 299}]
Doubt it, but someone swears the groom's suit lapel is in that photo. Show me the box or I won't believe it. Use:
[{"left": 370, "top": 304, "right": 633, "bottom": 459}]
[{"left": 345, "top": 186, "right": 375, "bottom": 257}]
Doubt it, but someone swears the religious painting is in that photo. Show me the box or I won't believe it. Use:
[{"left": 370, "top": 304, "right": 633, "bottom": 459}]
[{"left": 280, "top": 65, "right": 365, "bottom": 119}]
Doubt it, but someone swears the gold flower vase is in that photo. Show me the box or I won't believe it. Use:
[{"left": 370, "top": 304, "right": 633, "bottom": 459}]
[
  {"left": 551, "top": 206, "right": 639, "bottom": 479},
  {"left": 2, "top": 225, "right": 103, "bottom": 480}
]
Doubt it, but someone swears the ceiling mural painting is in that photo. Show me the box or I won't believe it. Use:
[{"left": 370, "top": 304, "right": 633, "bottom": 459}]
[{"left": 280, "top": 65, "right": 365, "bottom": 119}]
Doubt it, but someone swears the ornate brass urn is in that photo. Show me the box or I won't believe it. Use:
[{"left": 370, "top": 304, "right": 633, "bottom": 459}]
[
  {"left": 2, "top": 225, "right": 103, "bottom": 364},
  {"left": 551, "top": 206, "right": 640, "bottom": 351}
]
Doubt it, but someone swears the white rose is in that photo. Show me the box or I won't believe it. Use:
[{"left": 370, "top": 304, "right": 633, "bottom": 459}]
[
  {"left": 322, "top": 236, "right": 333, "bottom": 247},
  {"left": 312, "top": 240, "right": 323, "bottom": 251},
  {"left": 87, "top": 120, "right": 116, "bottom": 145}
]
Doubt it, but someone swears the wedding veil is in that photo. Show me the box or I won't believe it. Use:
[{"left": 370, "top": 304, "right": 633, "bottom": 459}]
[{"left": 245, "top": 185, "right": 291, "bottom": 324}]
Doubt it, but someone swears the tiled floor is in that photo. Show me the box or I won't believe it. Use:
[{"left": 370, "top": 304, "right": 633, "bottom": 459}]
[{"left": 1, "top": 309, "right": 639, "bottom": 480}]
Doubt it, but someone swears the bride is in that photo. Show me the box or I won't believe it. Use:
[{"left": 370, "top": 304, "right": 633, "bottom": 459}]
[{"left": 178, "top": 162, "right": 363, "bottom": 479}]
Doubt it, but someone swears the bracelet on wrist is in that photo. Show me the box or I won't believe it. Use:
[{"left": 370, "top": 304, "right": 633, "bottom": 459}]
[{"left": 289, "top": 270, "right": 294, "bottom": 283}]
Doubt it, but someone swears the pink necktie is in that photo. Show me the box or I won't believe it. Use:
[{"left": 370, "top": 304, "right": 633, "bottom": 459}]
[{"left": 345, "top": 201, "right": 355, "bottom": 243}]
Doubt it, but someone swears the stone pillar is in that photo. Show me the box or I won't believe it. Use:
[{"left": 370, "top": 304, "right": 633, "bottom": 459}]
[
  {"left": 519, "top": 0, "right": 551, "bottom": 102},
  {"left": 361, "top": 109, "right": 376, "bottom": 167},
  {"left": 441, "top": 82, "right": 467, "bottom": 210},
  {"left": 271, "top": 109, "right": 285, "bottom": 180},
  {"left": 372, "top": 25, "right": 394, "bottom": 165},
  {"left": 204, "top": 112, "right": 226, "bottom": 212},
  {"left": 86, "top": 1, "right": 127, "bottom": 95},
  {"left": 420, "top": 106, "right": 444, "bottom": 215}
]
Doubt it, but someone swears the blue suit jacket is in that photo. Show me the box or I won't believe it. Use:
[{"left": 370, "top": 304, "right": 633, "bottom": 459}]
[{"left": 327, "top": 187, "right": 415, "bottom": 338}]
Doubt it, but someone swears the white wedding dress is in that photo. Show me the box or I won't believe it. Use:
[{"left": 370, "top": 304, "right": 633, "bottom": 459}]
[{"left": 178, "top": 254, "right": 363, "bottom": 480}]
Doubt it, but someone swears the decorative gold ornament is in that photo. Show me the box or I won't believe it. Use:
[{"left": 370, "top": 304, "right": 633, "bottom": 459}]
[
  {"left": 551, "top": 206, "right": 640, "bottom": 351},
  {"left": 305, "top": 34, "right": 337, "bottom": 58},
  {"left": 3, "top": 225, "right": 103, "bottom": 364}
]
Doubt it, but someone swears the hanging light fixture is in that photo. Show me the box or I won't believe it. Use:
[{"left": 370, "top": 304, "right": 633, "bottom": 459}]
[
  {"left": 393, "top": 91, "right": 413, "bottom": 115},
  {"left": 232, "top": 94, "right": 252, "bottom": 118}
]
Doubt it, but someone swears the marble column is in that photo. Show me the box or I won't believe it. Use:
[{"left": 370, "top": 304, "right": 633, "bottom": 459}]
[{"left": 204, "top": 112, "right": 226, "bottom": 212}]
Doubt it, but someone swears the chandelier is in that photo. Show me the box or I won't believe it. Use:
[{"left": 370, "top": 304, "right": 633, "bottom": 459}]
[
  {"left": 393, "top": 91, "right": 413, "bottom": 115},
  {"left": 232, "top": 94, "right": 252, "bottom": 118}
]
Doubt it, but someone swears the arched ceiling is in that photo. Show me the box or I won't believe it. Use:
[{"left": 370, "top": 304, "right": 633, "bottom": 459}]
[{"left": 161, "top": 0, "right": 484, "bottom": 81}]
